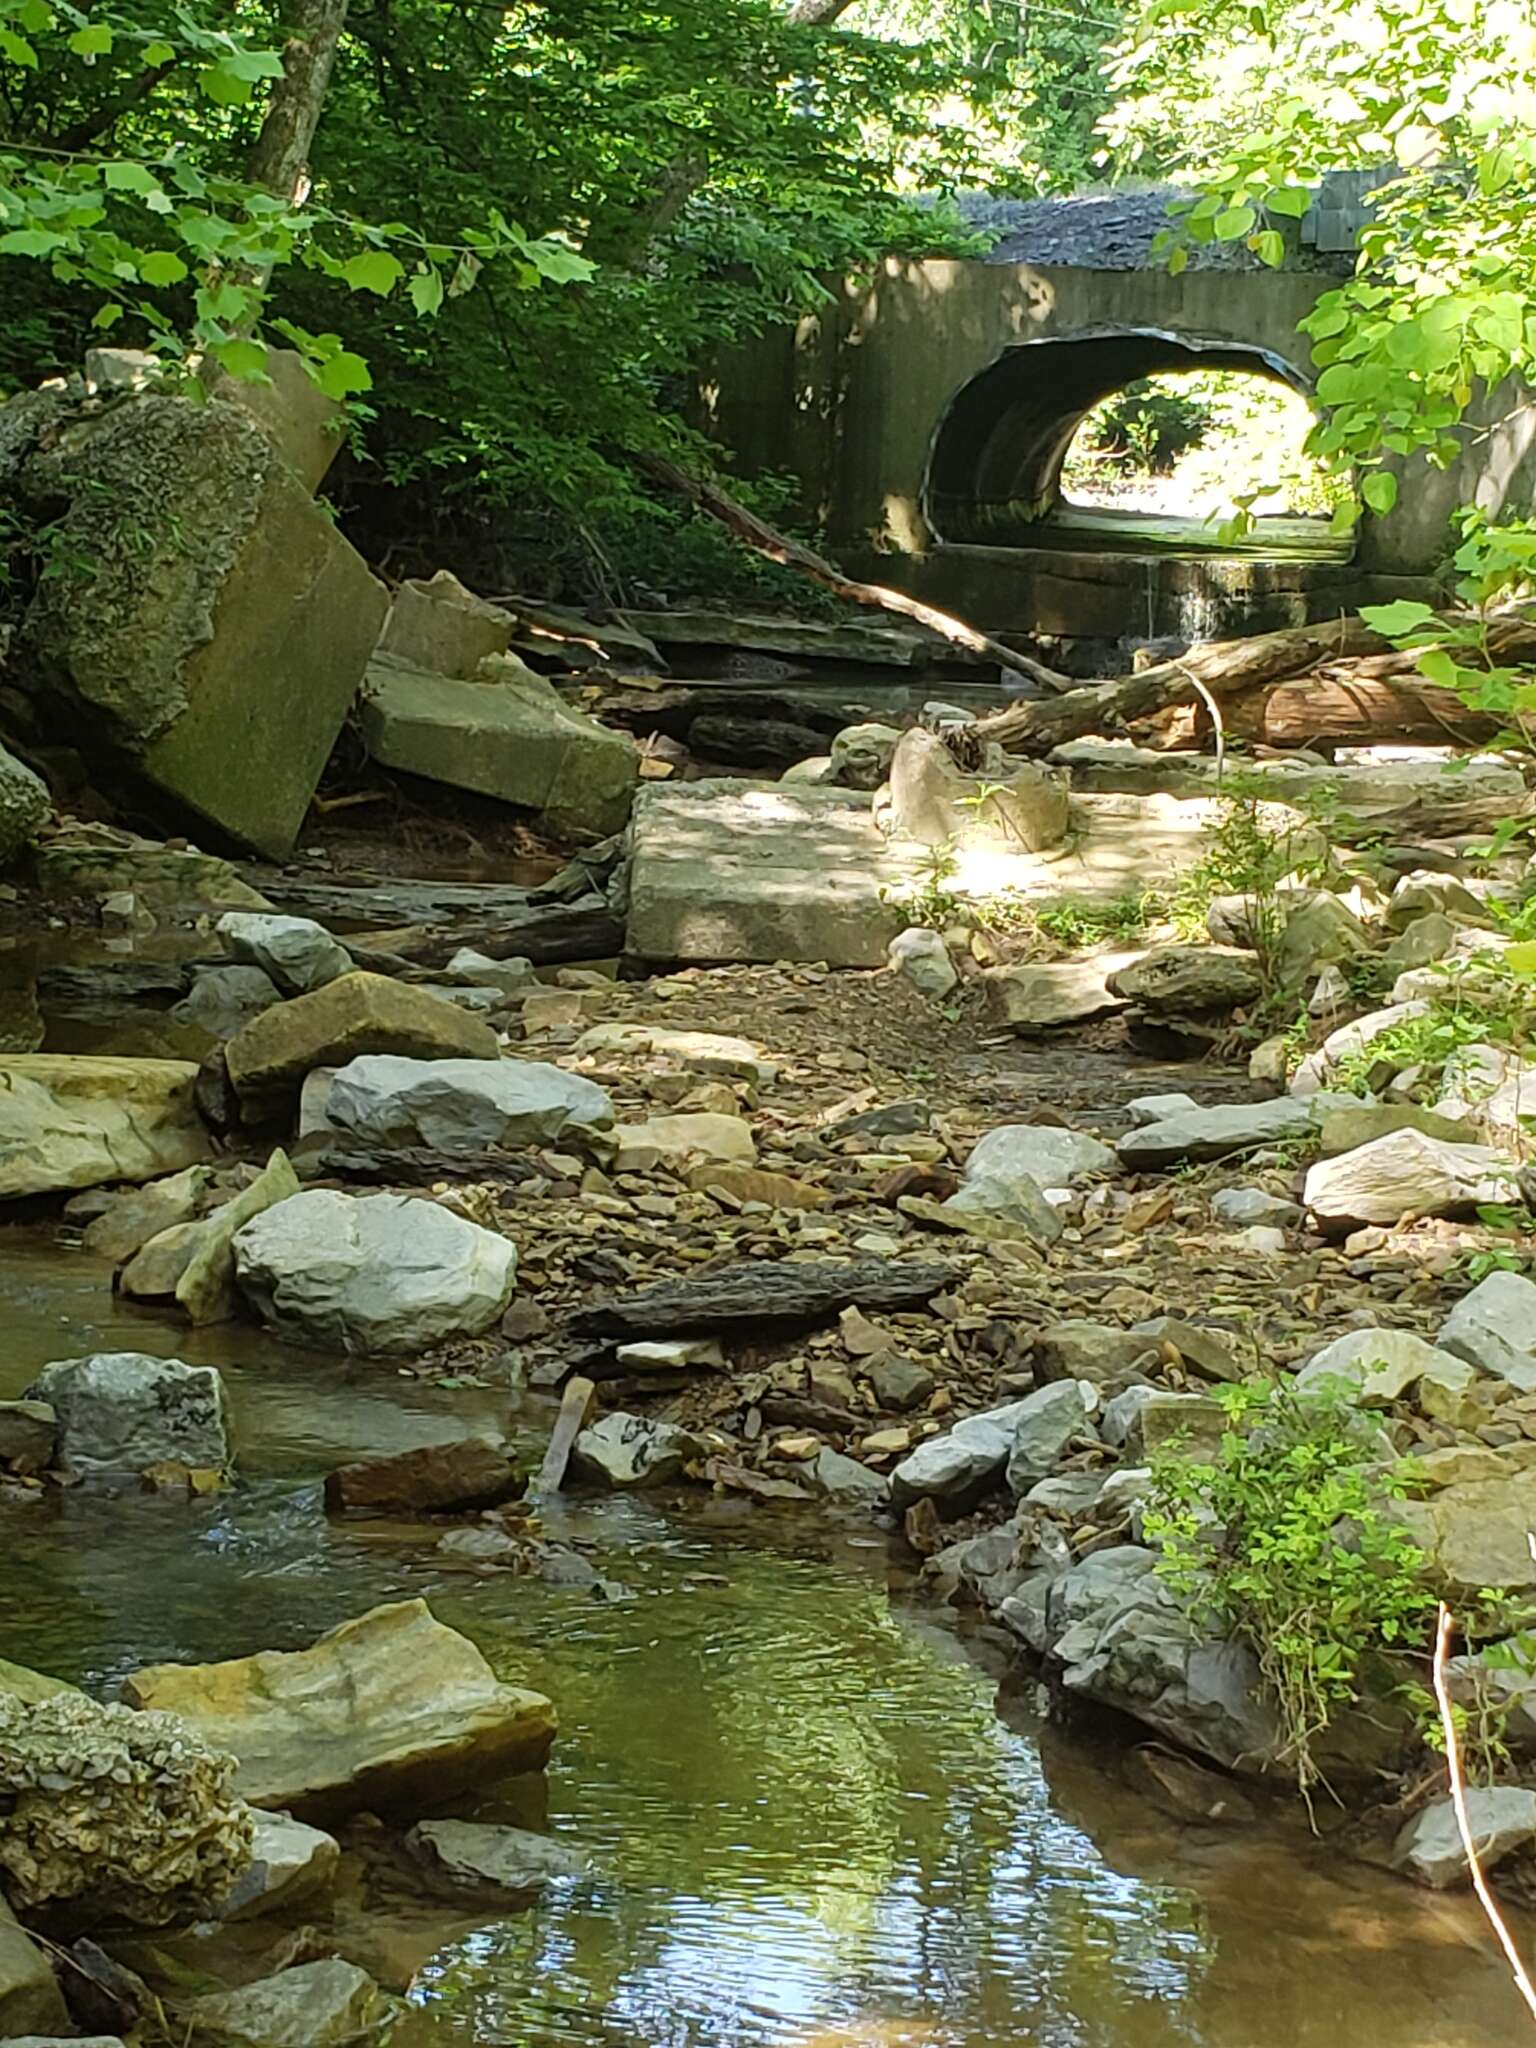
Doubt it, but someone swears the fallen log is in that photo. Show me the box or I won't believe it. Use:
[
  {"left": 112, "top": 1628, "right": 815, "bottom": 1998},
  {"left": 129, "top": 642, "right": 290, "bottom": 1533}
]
[
  {"left": 384, "top": 897, "right": 625, "bottom": 969},
  {"left": 1222, "top": 674, "right": 1501, "bottom": 748},
  {"left": 572, "top": 1258, "right": 955, "bottom": 1336}
]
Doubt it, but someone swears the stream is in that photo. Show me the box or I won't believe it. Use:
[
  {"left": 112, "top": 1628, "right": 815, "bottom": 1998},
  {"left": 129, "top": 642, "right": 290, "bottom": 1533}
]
[{"left": 0, "top": 1222, "right": 1525, "bottom": 2047}]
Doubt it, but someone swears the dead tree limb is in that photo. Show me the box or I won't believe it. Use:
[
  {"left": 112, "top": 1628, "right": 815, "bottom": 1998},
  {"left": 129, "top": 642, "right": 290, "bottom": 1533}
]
[{"left": 634, "top": 452, "right": 1073, "bottom": 688}]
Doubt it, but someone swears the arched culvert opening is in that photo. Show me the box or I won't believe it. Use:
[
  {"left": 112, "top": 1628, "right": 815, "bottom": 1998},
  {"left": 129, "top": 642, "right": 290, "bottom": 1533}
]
[{"left": 925, "top": 328, "right": 1351, "bottom": 559}]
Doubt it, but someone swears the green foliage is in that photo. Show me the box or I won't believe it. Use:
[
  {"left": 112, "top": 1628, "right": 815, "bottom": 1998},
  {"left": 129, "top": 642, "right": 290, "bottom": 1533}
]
[
  {"left": 1169, "top": 778, "right": 1326, "bottom": 1004},
  {"left": 1144, "top": 1379, "right": 1433, "bottom": 1796},
  {"left": 1032, "top": 892, "right": 1160, "bottom": 947},
  {"left": 1326, "top": 971, "right": 1533, "bottom": 1096}
]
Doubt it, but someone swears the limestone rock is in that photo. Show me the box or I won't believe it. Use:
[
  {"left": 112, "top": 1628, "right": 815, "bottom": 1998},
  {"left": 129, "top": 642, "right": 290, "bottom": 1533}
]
[
  {"left": 181, "top": 1959, "right": 394, "bottom": 2048},
  {"left": 1388, "top": 869, "right": 1500, "bottom": 929},
  {"left": 216, "top": 913, "right": 352, "bottom": 996},
  {"left": 1124, "top": 1092, "right": 1201, "bottom": 1126},
  {"left": 1107, "top": 945, "right": 1263, "bottom": 1014},
  {"left": 685, "top": 1164, "right": 829, "bottom": 1210},
  {"left": 1294, "top": 1328, "right": 1478, "bottom": 1406},
  {"left": 23, "top": 1353, "right": 231, "bottom": 1478},
  {"left": 407, "top": 1818, "right": 588, "bottom": 1895},
  {"left": 936, "top": 1170, "right": 1063, "bottom": 1246},
  {"left": 571, "top": 1021, "right": 776, "bottom": 1084},
  {"left": 804, "top": 1446, "right": 890, "bottom": 1505},
  {"left": 888, "top": 927, "right": 958, "bottom": 998},
  {"left": 1383, "top": 911, "right": 1459, "bottom": 969},
  {"left": 377, "top": 569, "right": 516, "bottom": 679},
  {"left": 571, "top": 1412, "right": 703, "bottom": 1488},
  {"left": 1117, "top": 1094, "right": 1348, "bottom": 1169},
  {"left": 172, "top": 1148, "right": 302, "bottom": 1326},
  {"left": 1123, "top": 1391, "right": 1227, "bottom": 1462},
  {"left": 0, "top": 1899, "right": 67, "bottom": 2037},
  {"left": 0, "top": 1689, "right": 252, "bottom": 1922},
  {"left": 33, "top": 824, "right": 271, "bottom": 910},
  {"left": 0, "top": 1402, "right": 57, "bottom": 1474},
  {"left": 218, "top": 1811, "right": 340, "bottom": 1922},
  {"left": 320, "top": 1053, "right": 612, "bottom": 1154},
  {"left": 1303, "top": 1128, "right": 1521, "bottom": 1228},
  {"left": 1004, "top": 1381, "right": 1093, "bottom": 1493},
  {"left": 1210, "top": 1187, "right": 1301, "bottom": 1229},
  {"left": 865, "top": 1353, "right": 936, "bottom": 1411},
  {"left": 17, "top": 390, "right": 387, "bottom": 858},
  {"left": 233, "top": 1190, "right": 516, "bottom": 1356},
  {"left": 1394, "top": 1789, "right": 1536, "bottom": 1889},
  {"left": 445, "top": 948, "right": 538, "bottom": 995},
  {"left": 81, "top": 1164, "right": 214, "bottom": 1262},
  {"left": 226, "top": 975, "right": 498, "bottom": 1102},
  {"left": 1438, "top": 1042, "right": 1536, "bottom": 1146},
  {"left": 0, "top": 743, "right": 51, "bottom": 867},
  {"left": 0, "top": 1055, "right": 213, "bottom": 1198},
  {"left": 1290, "top": 1001, "right": 1431, "bottom": 1094},
  {"left": 890, "top": 1398, "right": 1037, "bottom": 1511},
  {"left": 965, "top": 1122, "right": 1117, "bottom": 1191},
  {"left": 1316, "top": 1103, "right": 1472, "bottom": 1156},
  {"left": 982, "top": 959, "right": 1128, "bottom": 1030},
  {"left": 123, "top": 1600, "right": 555, "bottom": 1818},
  {"left": 324, "top": 1438, "right": 522, "bottom": 1516},
  {"left": 829, "top": 721, "right": 902, "bottom": 791},
  {"left": 1392, "top": 1451, "right": 1536, "bottom": 1594},
  {"left": 1438, "top": 1271, "right": 1536, "bottom": 1391},
  {"left": 1035, "top": 1322, "right": 1157, "bottom": 1397},
  {"left": 360, "top": 658, "right": 639, "bottom": 838},
  {"left": 885, "top": 727, "right": 1068, "bottom": 853},
  {"left": 611, "top": 1112, "right": 755, "bottom": 1172}
]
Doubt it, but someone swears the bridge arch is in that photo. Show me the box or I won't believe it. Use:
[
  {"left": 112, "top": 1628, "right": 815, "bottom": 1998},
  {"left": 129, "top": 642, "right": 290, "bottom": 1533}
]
[{"left": 924, "top": 325, "right": 1321, "bottom": 550}]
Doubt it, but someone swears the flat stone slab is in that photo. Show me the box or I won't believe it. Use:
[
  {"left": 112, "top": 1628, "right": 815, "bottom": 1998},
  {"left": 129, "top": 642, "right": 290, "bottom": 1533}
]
[
  {"left": 1052, "top": 741, "right": 1525, "bottom": 815},
  {"left": 573, "top": 1258, "right": 953, "bottom": 1336}
]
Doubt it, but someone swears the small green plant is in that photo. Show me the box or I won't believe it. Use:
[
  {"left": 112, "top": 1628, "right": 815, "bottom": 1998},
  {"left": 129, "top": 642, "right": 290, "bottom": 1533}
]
[
  {"left": 1327, "top": 982, "right": 1529, "bottom": 1096},
  {"left": 883, "top": 843, "right": 964, "bottom": 931},
  {"left": 1170, "top": 777, "right": 1332, "bottom": 1013},
  {"left": 1144, "top": 1379, "right": 1434, "bottom": 1799},
  {"left": 1033, "top": 893, "right": 1162, "bottom": 950}
]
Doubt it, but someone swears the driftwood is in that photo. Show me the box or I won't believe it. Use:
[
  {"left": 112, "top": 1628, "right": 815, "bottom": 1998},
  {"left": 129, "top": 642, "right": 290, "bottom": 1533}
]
[
  {"left": 384, "top": 898, "right": 625, "bottom": 969},
  {"left": 1223, "top": 675, "right": 1501, "bottom": 748},
  {"left": 637, "top": 452, "right": 1072, "bottom": 689},
  {"left": 572, "top": 1258, "right": 955, "bottom": 1336},
  {"left": 975, "top": 611, "right": 1536, "bottom": 757}
]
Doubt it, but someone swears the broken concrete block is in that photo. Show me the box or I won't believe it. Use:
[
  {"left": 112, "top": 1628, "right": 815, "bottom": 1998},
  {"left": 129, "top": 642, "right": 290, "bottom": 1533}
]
[
  {"left": 15, "top": 389, "right": 387, "bottom": 857},
  {"left": 377, "top": 570, "right": 519, "bottom": 678},
  {"left": 885, "top": 727, "right": 1068, "bottom": 853},
  {"left": 360, "top": 658, "right": 639, "bottom": 839},
  {"left": 206, "top": 346, "right": 347, "bottom": 493}
]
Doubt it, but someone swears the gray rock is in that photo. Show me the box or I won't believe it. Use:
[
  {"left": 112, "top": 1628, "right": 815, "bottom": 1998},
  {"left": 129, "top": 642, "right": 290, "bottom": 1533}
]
[
  {"left": 1382, "top": 910, "right": 1459, "bottom": 969},
  {"left": 864, "top": 1353, "right": 936, "bottom": 1411},
  {"left": 1438, "top": 1271, "right": 1536, "bottom": 1391},
  {"left": 1235, "top": 1224, "right": 1287, "bottom": 1254},
  {"left": 1389, "top": 869, "right": 1500, "bottom": 929},
  {"left": 1124, "top": 1092, "right": 1201, "bottom": 1126},
  {"left": 232, "top": 1190, "right": 516, "bottom": 1356},
  {"left": 182, "top": 1959, "right": 395, "bottom": 2048},
  {"left": 829, "top": 721, "right": 902, "bottom": 791},
  {"left": 445, "top": 948, "right": 538, "bottom": 993},
  {"left": 1036, "top": 1321, "right": 1157, "bottom": 1396},
  {"left": 1123, "top": 1391, "right": 1227, "bottom": 1462},
  {"left": 1023, "top": 1472, "right": 1106, "bottom": 1517},
  {"left": 1117, "top": 1094, "right": 1352, "bottom": 1169},
  {"left": 1005, "top": 1381, "right": 1094, "bottom": 1494},
  {"left": 1290, "top": 1001, "right": 1432, "bottom": 1094},
  {"left": 965, "top": 1122, "right": 1118, "bottom": 1189},
  {"left": 939, "top": 1168, "right": 1063, "bottom": 1245},
  {"left": 1294, "top": 1328, "right": 1478, "bottom": 1405},
  {"left": 571, "top": 1411, "right": 703, "bottom": 1487},
  {"left": 805, "top": 1446, "right": 890, "bottom": 1505},
  {"left": 1101, "top": 1384, "right": 1158, "bottom": 1449},
  {"left": 407, "top": 1819, "right": 588, "bottom": 1894},
  {"left": 0, "top": 742, "right": 51, "bottom": 867},
  {"left": 216, "top": 912, "right": 352, "bottom": 995},
  {"left": 0, "top": 1898, "right": 68, "bottom": 2038},
  {"left": 982, "top": 959, "right": 1128, "bottom": 1030},
  {"left": 1438, "top": 1043, "right": 1536, "bottom": 1146},
  {"left": 889, "top": 1398, "right": 1037, "bottom": 1510},
  {"left": 1210, "top": 1186, "right": 1302, "bottom": 1229},
  {"left": 218, "top": 1812, "right": 340, "bottom": 1921},
  {"left": 172, "top": 965, "right": 282, "bottom": 1039},
  {"left": 1128, "top": 1316, "right": 1241, "bottom": 1384},
  {"left": 1303, "top": 1129, "right": 1521, "bottom": 1229},
  {"left": 23, "top": 1353, "right": 231, "bottom": 1478},
  {"left": 322, "top": 1053, "right": 613, "bottom": 1153},
  {"left": 888, "top": 927, "right": 958, "bottom": 998},
  {"left": 1393, "top": 1788, "right": 1536, "bottom": 1889},
  {"left": 0, "top": 1400, "right": 57, "bottom": 1473},
  {"left": 1107, "top": 944, "right": 1263, "bottom": 1014},
  {"left": 0, "top": 1690, "right": 252, "bottom": 1924}
]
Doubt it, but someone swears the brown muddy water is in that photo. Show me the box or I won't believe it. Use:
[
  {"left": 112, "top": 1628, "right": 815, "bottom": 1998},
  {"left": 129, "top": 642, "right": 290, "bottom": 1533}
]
[{"left": 0, "top": 1224, "right": 1527, "bottom": 2047}]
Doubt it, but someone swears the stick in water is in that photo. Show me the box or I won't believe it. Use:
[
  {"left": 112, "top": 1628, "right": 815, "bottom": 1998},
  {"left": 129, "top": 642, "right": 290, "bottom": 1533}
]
[{"left": 1431, "top": 1601, "right": 1536, "bottom": 2024}]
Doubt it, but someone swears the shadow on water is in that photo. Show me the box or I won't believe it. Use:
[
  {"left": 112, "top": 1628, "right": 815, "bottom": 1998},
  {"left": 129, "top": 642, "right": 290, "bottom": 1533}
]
[{"left": 0, "top": 1222, "right": 1528, "bottom": 2047}]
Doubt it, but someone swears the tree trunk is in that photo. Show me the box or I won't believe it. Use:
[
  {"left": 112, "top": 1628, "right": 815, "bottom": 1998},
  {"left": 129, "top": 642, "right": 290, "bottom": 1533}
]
[
  {"left": 636, "top": 451, "right": 1071, "bottom": 686},
  {"left": 246, "top": 0, "right": 349, "bottom": 201},
  {"left": 1223, "top": 675, "right": 1501, "bottom": 748}
]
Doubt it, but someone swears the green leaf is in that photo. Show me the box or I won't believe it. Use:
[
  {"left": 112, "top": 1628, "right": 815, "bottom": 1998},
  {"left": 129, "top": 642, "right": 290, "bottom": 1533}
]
[
  {"left": 407, "top": 266, "right": 444, "bottom": 317},
  {"left": 138, "top": 248, "right": 188, "bottom": 285},
  {"left": 91, "top": 300, "right": 124, "bottom": 328},
  {"left": 199, "top": 60, "right": 252, "bottom": 104},
  {"left": 0, "top": 24, "right": 37, "bottom": 62},
  {"left": 143, "top": 38, "right": 174, "bottom": 63},
  {"left": 68, "top": 21, "right": 111, "bottom": 54},
  {"left": 105, "top": 162, "right": 160, "bottom": 194},
  {"left": 13, "top": 0, "right": 53, "bottom": 29},
  {"left": 0, "top": 226, "right": 66, "bottom": 254},
  {"left": 1264, "top": 184, "right": 1313, "bottom": 217},
  {"left": 1505, "top": 942, "right": 1536, "bottom": 979},
  {"left": 313, "top": 349, "right": 371, "bottom": 398},
  {"left": 1361, "top": 471, "right": 1398, "bottom": 514},
  {"left": 1253, "top": 228, "right": 1285, "bottom": 267},
  {"left": 211, "top": 336, "right": 268, "bottom": 382},
  {"left": 1360, "top": 598, "right": 1441, "bottom": 637},
  {"left": 1214, "top": 203, "right": 1256, "bottom": 240},
  {"left": 1167, "top": 242, "right": 1189, "bottom": 276},
  {"left": 1415, "top": 647, "right": 1458, "bottom": 687},
  {"left": 341, "top": 248, "right": 404, "bottom": 296}
]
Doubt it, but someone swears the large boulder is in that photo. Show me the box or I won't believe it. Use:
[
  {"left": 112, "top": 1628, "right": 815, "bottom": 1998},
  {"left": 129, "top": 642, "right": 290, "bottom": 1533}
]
[
  {"left": 1107, "top": 945, "right": 1263, "bottom": 1014},
  {"left": 982, "top": 959, "right": 1129, "bottom": 1030},
  {"left": 216, "top": 913, "right": 352, "bottom": 996},
  {"left": 181, "top": 1959, "right": 395, "bottom": 2048},
  {"left": 965, "top": 1122, "right": 1117, "bottom": 1191},
  {"left": 1392, "top": 1446, "right": 1536, "bottom": 1594},
  {"left": 233, "top": 1189, "right": 516, "bottom": 1356},
  {"left": 0, "top": 1689, "right": 253, "bottom": 1923},
  {"left": 23, "top": 1353, "right": 232, "bottom": 1479},
  {"left": 225, "top": 974, "right": 499, "bottom": 1104},
  {"left": 0, "top": 743, "right": 50, "bottom": 868},
  {"left": 1116, "top": 1094, "right": 1351, "bottom": 1169},
  {"left": 122, "top": 1600, "right": 556, "bottom": 1819},
  {"left": 359, "top": 657, "right": 639, "bottom": 839},
  {"left": 885, "top": 727, "right": 1068, "bottom": 853},
  {"left": 0, "top": 1055, "right": 214, "bottom": 1198},
  {"left": 13, "top": 389, "right": 388, "bottom": 858},
  {"left": 319, "top": 1053, "right": 613, "bottom": 1153},
  {"left": 1303, "top": 1129, "right": 1521, "bottom": 1229}
]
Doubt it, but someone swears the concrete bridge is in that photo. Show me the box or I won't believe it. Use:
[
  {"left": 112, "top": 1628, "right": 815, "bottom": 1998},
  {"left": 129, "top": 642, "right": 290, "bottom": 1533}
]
[{"left": 706, "top": 193, "right": 1536, "bottom": 657}]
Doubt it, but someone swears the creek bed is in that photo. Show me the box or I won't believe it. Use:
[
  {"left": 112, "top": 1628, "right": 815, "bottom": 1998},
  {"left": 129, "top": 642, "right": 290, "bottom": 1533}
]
[{"left": 0, "top": 1222, "right": 1525, "bottom": 2045}]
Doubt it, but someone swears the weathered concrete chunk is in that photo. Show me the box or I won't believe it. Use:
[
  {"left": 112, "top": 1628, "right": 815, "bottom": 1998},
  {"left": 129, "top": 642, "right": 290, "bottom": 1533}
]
[
  {"left": 18, "top": 391, "right": 387, "bottom": 857},
  {"left": 1304, "top": 1128, "right": 1521, "bottom": 1229},
  {"left": 325, "top": 1438, "right": 522, "bottom": 1516},
  {"left": 0, "top": 1055, "right": 214, "bottom": 1198},
  {"left": 233, "top": 1189, "right": 516, "bottom": 1356},
  {"left": 123, "top": 1599, "right": 556, "bottom": 1818},
  {"left": 321, "top": 1053, "right": 613, "bottom": 1152},
  {"left": 886, "top": 727, "right": 1068, "bottom": 853},
  {"left": 182, "top": 1959, "right": 395, "bottom": 2048},
  {"left": 360, "top": 658, "right": 638, "bottom": 838},
  {"left": 626, "top": 779, "right": 924, "bottom": 967},
  {"left": 377, "top": 569, "right": 517, "bottom": 678},
  {"left": 226, "top": 973, "right": 499, "bottom": 1101},
  {"left": 216, "top": 913, "right": 352, "bottom": 995},
  {"left": 23, "top": 1352, "right": 232, "bottom": 1478},
  {"left": 0, "top": 1689, "right": 252, "bottom": 1922}
]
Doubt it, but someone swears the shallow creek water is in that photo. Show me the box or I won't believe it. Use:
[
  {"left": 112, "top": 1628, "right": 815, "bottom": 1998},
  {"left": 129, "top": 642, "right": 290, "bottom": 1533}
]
[{"left": 0, "top": 1224, "right": 1527, "bottom": 2047}]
